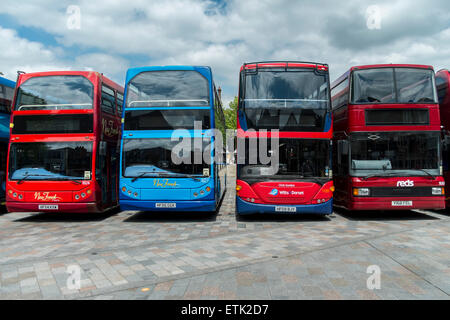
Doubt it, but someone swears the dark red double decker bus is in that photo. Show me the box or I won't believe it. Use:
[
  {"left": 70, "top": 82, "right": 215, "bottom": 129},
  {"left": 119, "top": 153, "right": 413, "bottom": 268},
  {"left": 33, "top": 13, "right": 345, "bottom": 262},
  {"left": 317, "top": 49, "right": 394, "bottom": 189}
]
[
  {"left": 436, "top": 69, "right": 450, "bottom": 208},
  {"left": 332, "top": 64, "right": 445, "bottom": 211},
  {"left": 6, "top": 71, "right": 123, "bottom": 213}
]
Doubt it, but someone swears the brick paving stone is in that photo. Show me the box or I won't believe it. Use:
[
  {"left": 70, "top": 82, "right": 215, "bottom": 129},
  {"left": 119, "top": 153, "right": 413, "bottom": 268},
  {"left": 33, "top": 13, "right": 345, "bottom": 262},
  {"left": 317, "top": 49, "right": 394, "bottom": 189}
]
[{"left": 1, "top": 167, "right": 450, "bottom": 299}]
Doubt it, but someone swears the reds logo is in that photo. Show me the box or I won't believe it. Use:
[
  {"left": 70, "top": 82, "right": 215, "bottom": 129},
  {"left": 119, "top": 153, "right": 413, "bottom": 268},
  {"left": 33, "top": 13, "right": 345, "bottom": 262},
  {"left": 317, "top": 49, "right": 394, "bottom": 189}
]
[{"left": 396, "top": 180, "right": 414, "bottom": 187}]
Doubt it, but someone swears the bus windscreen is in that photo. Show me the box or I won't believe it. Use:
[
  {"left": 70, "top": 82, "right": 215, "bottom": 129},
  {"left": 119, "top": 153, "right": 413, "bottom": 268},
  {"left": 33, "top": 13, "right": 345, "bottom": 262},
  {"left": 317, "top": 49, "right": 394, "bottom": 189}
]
[
  {"left": 351, "top": 68, "right": 437, "bottom": 104},
  {"left": 122, "top": 138, "right": 210, "bottom": 178},
  {"left": 126, "top": 70, "right": 210, "bottom": 108},
  {"left": 238, "top": 138, "right": 330, "bottom": 180},
  {"left": 350, "top": 132, "right": 440, "bottom": 177},
  {"left": 8, "top": 142, "right": 93, "bottom": 181},
  {"left": 15, "top": 76, "right": 94, "bottom": 110},
  {"left": 243, "top": 69, "right": 329, "bottom": 131}
]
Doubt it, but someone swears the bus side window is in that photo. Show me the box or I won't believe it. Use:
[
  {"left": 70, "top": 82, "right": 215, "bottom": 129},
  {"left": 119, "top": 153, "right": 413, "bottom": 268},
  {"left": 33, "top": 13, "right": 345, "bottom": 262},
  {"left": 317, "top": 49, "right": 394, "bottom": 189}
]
[
  {"left": 117, "top": 92, "right": 124, "bottom": 116},
  {"left": 101, "top": 86, "right": 115, "bottom": 114},
  {"left": 0, "top": 85, "right": 8, "bottom": 113},
  {"left": 337, "top": 140, "right": 349, "bottom": 175},
  {"left": 443, "top": 135, "right": 450, "bottom": 171},
  {"left": 436, "top": 76, "right": 447, "bottom": 104},
  {"left": 96, "top": 141, "right": 108, "bottom": 203}
]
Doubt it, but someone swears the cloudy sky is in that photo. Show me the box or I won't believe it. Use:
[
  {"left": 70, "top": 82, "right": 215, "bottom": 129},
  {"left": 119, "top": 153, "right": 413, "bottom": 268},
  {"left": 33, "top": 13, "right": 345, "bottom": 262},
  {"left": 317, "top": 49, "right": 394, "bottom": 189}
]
[{"left": 1, "top": 0, "right": 449, "bottom": 107}]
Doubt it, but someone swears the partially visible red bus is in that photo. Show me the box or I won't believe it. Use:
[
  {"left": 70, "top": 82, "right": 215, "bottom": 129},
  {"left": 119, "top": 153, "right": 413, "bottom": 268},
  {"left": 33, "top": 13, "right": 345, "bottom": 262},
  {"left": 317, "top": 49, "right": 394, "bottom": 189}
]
[
  {"left": 6, "top": 71, "right": 123, "bottom": 213},
  {"left": 332, "top": 64, "right": 445, "bottom": 211},
  {"left": 436, "top": 69, "right": 450, "bottom": 208}
]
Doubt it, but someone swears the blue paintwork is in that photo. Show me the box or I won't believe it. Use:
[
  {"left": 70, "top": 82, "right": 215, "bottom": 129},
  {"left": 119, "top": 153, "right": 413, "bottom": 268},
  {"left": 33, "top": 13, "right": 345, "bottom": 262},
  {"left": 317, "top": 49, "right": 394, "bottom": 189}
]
[
  {"left": 119, "top": 66, "right": 226, "bottom": 212},
  {"left": 120, "top": 199, "right": 216, "bottom": 212},
  {"left": 0, "top": 113, "right": 10, "bottom": 140},
  {"left": 0, "top": 76, "right": 15, "bottom": 89},
  {"left": 236, "top": 197, "right": 333, "bottom": 215}
]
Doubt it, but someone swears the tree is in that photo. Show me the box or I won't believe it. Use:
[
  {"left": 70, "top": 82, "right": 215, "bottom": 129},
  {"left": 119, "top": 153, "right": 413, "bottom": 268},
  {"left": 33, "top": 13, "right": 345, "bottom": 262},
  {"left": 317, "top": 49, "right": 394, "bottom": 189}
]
[{"left": 224, "top": 96, "right": 238, "bottom": 130}]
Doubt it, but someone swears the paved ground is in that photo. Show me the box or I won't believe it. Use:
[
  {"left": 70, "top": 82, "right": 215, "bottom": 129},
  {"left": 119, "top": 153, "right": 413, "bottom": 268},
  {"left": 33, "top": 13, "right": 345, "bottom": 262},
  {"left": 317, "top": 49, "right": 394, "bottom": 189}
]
[{"left": 0, "top": 166, "right": 449, "bottom": 300}]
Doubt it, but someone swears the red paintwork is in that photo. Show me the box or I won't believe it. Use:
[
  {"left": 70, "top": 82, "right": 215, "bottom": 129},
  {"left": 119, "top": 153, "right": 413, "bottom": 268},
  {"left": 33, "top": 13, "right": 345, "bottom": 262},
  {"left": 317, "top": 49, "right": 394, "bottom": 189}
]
[
  {"left": 236, "top": 128, "right": 332, "bottom": 139},
  {"left": 6, "top": 71, "right": 124, "bottom": 213},
  {"left": 349, "top": 64, "right": 433, "bottom": 72},
  {"left": 332, "top": 64, "right": 444, "bottom": 211},
  {"left": 236, "top": 61, "right": 333, "bottom": 207},
  {"left": 339, "top": 103, "right": 441, "bottom": 133},
  {"left": 241, "top": 62, "right": 328, "bottom": 71},
  {"left": 236, "top": 179, "right": 333, "bottom": 205},
  {"left": 337, "top": 176, "right": 445, "bottom": 210},
  {"left": 436, "top": 69, "right": 450, "bottom": 208}
]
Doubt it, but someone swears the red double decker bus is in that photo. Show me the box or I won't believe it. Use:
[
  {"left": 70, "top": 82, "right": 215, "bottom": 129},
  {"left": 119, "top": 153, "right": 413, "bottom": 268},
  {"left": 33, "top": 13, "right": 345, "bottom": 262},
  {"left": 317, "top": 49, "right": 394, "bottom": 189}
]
[
  {"left": 332, "top": 64, "right": 445, "bottom": 211},
  {"left": 6, "top": 71, "right": 123, "bottom": 213},
  {"left": 236, "top": 61, "right": 334, "bottom": 215},
  {"left": 436, "top": 69, "right": 450, "bottom": 208}
]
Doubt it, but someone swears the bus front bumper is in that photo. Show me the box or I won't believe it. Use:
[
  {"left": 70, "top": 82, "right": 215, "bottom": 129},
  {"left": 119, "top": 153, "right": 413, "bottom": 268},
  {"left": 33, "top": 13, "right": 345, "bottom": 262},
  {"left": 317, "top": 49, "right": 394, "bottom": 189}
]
[
  {"left": 119, "top": 199, "right": 216, "bottom": 212},
  {"left": 348, "top": 197, "right": 445, "bottom": 211},
  {"left": 6, "top": 202, "right": 100, "bottom": 213},
  {"left": 236, "top": 197, "right": 333, "bottom": 215}
]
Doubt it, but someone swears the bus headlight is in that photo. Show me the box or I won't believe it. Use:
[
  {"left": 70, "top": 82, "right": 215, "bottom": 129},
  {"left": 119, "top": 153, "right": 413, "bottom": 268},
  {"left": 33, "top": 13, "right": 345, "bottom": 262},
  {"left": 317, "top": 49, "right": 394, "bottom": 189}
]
[
  {"left": 353, "top": 188, "right": 370, "bottom": 196},
  {"left": 432, "top": 187, "right": 444, "bottom": 195}
]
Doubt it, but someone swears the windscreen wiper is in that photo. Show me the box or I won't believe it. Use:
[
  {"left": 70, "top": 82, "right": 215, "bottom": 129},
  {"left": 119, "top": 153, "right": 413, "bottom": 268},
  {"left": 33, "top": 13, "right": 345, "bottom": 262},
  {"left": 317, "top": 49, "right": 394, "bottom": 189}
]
[
  {"left": 408, "top": 169, "right": 436, "bottom": 180},
  {"left": 48, "top": 177, "right": 82, "bottom": 184},
  {"left": 131, "top": 171, "right": 202, "bottom": 182},
  {"left": 17, "top": 173, "right": 52, "bottom": 184},
  {"left": 131, "top": 171, "right": 155, "bottom": 182},
  {"left": 300, "top": 176, "right": 324, "bottom": 186},
  {"left": 154, "top": 172, "right": 201, "bottom": 182},
  {"left": 361, "top": 171, "right": 401, "bottom": 181}
]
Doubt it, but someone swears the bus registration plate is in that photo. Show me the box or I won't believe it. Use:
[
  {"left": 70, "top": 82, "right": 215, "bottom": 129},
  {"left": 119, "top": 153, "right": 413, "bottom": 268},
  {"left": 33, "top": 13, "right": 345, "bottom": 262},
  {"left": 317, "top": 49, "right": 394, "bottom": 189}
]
[
  {"left": 275, "top": 206, "right": 297, "bottom": 212},
  {"left": 391, "top": 201, "right": 412, "bottom": 207},
  {"left": 156, "top": 203, "right": 176, "bottom": 208},
  {"left": 38, "top": 205, "right": 58, "bottom": 210}
]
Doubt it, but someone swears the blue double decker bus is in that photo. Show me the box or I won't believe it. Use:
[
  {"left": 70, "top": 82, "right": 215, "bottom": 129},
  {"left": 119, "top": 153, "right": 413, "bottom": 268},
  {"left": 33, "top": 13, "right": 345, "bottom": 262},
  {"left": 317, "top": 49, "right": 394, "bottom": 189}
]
[
  {"left": 119, "top": 66, "right": 227, "bottom": 212},
  {"left": 0, "top": 76, "right": 15, "bottom": 204}
]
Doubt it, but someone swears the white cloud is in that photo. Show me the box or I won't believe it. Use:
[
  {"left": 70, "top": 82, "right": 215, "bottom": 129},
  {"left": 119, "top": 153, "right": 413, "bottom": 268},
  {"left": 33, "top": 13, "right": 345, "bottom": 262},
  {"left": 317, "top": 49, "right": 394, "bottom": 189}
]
[
  {"left": 0, "top": 27, "right": 68, "bottom": 80},
  {"left": 0, "top": 0, "right": 450, "bottom": 97}
]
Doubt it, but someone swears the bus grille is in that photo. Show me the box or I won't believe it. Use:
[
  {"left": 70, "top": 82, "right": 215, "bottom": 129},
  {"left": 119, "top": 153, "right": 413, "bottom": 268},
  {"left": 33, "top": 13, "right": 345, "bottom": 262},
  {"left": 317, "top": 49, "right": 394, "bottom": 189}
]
[
  {"left": 264, "top": 197, "right": 308, "bottom": 204},
  {"left": 370, "top": 187, "right": 433, "bottom": 197}
]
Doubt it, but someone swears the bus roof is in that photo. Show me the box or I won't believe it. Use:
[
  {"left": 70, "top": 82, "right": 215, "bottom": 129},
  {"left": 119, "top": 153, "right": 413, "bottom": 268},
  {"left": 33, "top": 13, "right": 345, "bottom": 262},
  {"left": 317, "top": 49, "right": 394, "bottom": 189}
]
[
  {"left": 350, "top": 64, "right": 434, "bottom": 71},
  {"left": 331, "top": 64, "right": 435, "bottom": 89},
  {"left": 16, "top": 71, "right": 123, "bottom": 91},
  {"left": 0, "top": 76, "right": 15, "bottom": 88},
  {"left": 240, "top": 61, "right": 329, "bottom": 72},
  {"left": 125, "top": 66, "right": 212, "bottom": 84},
  {"left": 437, "top": 69, "right": 450, "bottom": 77}
]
